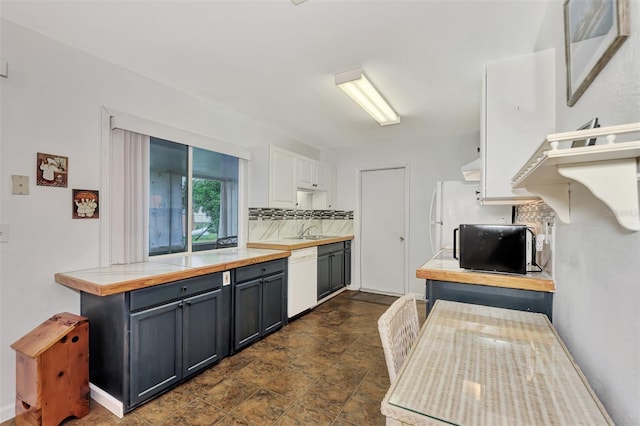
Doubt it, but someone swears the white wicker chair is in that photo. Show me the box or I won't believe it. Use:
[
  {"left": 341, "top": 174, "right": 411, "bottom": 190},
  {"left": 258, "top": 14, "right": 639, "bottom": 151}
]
[{"left": 377, "top": 294, "right": 420, "bottom": 384}]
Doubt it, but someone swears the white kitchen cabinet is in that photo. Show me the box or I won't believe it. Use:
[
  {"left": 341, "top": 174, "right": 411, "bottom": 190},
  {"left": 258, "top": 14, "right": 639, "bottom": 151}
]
[
  {"left": 296, "top": 158, "right": 330, "bottom": 192},
  {"left": 249, "top": 145, "right": 336, "bottom": 209},
  {"left": 269, "top": 146, "right": 297, "bottom": 208},
  {"left": 480, "top": 48, "right": 555, "bottom": 203}
]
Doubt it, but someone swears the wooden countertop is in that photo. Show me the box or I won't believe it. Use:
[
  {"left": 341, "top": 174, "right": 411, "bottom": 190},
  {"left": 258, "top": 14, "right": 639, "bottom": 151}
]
[
  {"left": 416, "top": 249, "right": 555, "bottom": 292},
  {"left": 247, "top": 235, "right": 353, "bottom": 250},
  {"left": 55, "top": 248, "right": 291, "bottom": 296}
]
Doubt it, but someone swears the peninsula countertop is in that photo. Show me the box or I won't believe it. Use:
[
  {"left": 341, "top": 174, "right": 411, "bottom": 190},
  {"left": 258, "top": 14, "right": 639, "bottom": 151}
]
[
  {"left": 247, "top": 235, "right": 353, "bottom": 251},
  {"left": 416, "top": 249, "right": 555, "bottom": 292},
  {"left": 55, "top": 247, "right": 291, "bottom": 296}
]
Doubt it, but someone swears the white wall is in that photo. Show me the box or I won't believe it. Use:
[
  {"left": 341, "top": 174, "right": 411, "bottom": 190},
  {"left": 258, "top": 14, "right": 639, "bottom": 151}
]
[
  {"left": 322, "top": 131, "right": 479, "bottom": 296},
  {"left": 533, "top": 3, "right": 639, "bottom": 424},
  {"left": 0, "top": 20, "right": 311, "bottom": 421}
]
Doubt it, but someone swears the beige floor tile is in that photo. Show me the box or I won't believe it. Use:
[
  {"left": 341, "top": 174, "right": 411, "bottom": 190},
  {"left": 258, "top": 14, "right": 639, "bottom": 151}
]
[
  {"left": 201, "top": 376, "right": 259, "bottom": 412},
  {"left": 159, "top": 398, "right": 227, "bottom": 425},
  {"left": 133, "top": 385, "right": 195, "bottom": 423},
  {"left": 337, "top": 391, "right": 386, "bottom": 426},
  {"left": 230, "top": 388, "right": 291, "bottom": 424},
  {"left": 263, "top": 366, "right": 318, "bottom": 399}
]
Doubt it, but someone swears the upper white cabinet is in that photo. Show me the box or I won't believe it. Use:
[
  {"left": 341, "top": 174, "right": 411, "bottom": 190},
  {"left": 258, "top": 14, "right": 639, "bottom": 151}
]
[
  {"left": 296, "top": 158, "right": 330, "bottom": 192},
  {"left": 249, "top": 145, "right": 336, "bottom": 209},
  {"left": 480, "top": 49, "right": 556, "bottom": 203},
  {"left": 269, "top": 146, "right": 297, "bottom": 208}
]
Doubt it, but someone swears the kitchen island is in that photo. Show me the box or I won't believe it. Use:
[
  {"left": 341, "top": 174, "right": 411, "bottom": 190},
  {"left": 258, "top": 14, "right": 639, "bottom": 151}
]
[
  {"left": 417, "top": 249, "right": 555, "bottom": 319},
  {"left": 55, "top": 247, "right": 291, "bottom": 417}
]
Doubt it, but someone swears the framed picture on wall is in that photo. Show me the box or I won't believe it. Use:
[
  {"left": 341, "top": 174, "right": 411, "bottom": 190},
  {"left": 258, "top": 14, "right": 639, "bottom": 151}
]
[
  {"left": 73, "top": 189, "right": 99, "bottom": 219},
  {"left": 36, "top": 152, "right": 68, "bottom": 187},
  {"left": 564, "top": 0, "right": 630, "bottom": 106}
]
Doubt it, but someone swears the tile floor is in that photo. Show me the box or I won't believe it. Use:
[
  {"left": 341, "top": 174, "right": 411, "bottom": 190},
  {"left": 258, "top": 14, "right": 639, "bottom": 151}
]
[{"left": 3, "top": 290, "right": 426, "bottom": 426}]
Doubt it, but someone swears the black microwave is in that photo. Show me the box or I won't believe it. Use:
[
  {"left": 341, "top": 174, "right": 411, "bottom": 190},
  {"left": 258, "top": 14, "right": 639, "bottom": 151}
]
[{"left": 453, "top": 224, "right": 534, "bottom": 275}]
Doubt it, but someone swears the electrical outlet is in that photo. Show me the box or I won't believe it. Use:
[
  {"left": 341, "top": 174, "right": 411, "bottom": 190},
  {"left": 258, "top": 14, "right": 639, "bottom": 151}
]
[
  {"left": 12, "top": 175, "right": 29, "bottom": 195},
  {"left": 222, "top": 271, "right": 231, "bottom": 286},
  {"left": 536, "top": 234, "right": 545, "bottom": 252}
]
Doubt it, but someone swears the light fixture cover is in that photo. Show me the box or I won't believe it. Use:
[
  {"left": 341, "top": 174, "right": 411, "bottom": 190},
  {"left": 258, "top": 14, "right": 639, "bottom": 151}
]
[{"left": 335, "top": 68, "right": 400, "bottom": 126}]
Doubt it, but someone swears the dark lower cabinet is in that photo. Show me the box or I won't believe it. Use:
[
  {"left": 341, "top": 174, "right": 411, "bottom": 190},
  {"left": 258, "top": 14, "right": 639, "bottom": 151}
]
[
  {"left": 81, "top": 272, "right": 230, "bottom": 413},
  {"left": 344, "top": 241, "right": 351, "bottom": 286},
  {"left": 317, "top": 255, "right": 331, "bottom": 299},
  {"left": 182, "top": 289, "right": 224, "bottom": 376},
  {"left": 233, "top": 259, "right": 287, "bottom": 352},
  {"left": 79, "top": 258, "right": 286, "bottom": 412},
  {"left": 234, "top": 279, "right": 262, "bottom": 350},
  {"left": 129, "top": 300, "right": 182, "bottom": 407},
  {"left": 262, "top": 273, "right": 285, "bottom": 334},
  {"left": 317, "top": 241, "right": 348, "bottom": 300}
]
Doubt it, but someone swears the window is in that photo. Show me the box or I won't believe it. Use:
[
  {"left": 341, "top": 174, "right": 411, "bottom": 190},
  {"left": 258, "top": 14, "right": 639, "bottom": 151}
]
[{"left": 149, "top": 138, "right": 239, "bottom": 256}]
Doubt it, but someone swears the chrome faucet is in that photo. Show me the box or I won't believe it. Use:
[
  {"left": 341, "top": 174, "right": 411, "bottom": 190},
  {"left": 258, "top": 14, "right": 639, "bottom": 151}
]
[{"left": 298, "top": 224, "right": 317, "bottom": 238}]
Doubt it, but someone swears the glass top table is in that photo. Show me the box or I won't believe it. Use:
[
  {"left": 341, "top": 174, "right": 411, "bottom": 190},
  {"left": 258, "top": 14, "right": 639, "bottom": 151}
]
[{"left": 381, "top": 300, "right": 612, "bottom": 425}]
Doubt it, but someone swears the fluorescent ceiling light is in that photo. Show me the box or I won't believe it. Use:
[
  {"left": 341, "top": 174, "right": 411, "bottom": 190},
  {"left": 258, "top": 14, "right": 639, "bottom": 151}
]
[{"left": 335, "top": 68, "right": 400, "bottom": 126}]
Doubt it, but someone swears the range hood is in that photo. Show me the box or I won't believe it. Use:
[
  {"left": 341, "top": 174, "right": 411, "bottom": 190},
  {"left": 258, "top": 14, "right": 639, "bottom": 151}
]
[{"left": 461, "top": 158, "right": 481, "bottom": 181}]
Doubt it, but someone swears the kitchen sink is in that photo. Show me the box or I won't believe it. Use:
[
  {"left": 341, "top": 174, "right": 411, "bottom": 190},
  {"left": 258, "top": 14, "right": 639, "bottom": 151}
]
[{"left": 285, "top": 235, "right": 339, "bottom": 240}]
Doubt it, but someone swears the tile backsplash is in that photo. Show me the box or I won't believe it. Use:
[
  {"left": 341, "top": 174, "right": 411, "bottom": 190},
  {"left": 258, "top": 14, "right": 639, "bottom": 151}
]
[
  {"left": 248, "top": 208, "right": 354, "bottom": 241},
  {"left": 515, "top": 200, "right": 555, "bottom": 275}
]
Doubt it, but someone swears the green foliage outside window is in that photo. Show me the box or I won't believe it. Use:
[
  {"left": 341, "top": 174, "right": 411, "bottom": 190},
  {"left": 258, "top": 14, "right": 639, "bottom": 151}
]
[{"left": 192, "top": 179, "right": 221, "bottom": 241}]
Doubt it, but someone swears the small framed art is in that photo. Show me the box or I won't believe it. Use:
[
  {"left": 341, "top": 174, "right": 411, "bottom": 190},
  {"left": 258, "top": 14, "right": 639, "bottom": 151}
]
[
  {"left": 73, "top": 189, "right": 99, "bottom": 219},
  {"left": 36, "top": 152, "right": 68, "bottom": 188}
]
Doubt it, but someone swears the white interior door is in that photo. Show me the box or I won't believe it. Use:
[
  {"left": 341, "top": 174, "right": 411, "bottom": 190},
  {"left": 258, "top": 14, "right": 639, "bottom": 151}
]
[{"left": 360, "top": 168, "right": 406, "bottom": 295}]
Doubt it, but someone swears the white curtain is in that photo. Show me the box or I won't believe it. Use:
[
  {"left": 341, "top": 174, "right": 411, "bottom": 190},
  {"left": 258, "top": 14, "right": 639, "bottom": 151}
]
[
  {"left": 111, "top": 129, "right": 149, "bottom": 264},
  {"left": 218, "top": 180, "right": 238, "bottom": 238}
]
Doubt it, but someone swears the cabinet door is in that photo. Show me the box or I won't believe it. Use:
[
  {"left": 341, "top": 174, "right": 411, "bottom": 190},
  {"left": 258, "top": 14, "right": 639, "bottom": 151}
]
[
  {"left": 317, "top": 255, "right": 331, "bottom": 300},
  {"left": 481, "top": 49, "right": 555, "bottom": 202},
  {"left": 269, "top": 147, "right": 297, "bottom": 208},
  {"left": 296, "top": 157, "right": 315, "bottom": 190},
  {"left": 130, "top": 300, "right": 182, "bottom": 407},
  {"left": 182, "top": 289, "right": 222, "bottom": 378},
  {"left": 329, "top": 251, "right": 345, "bottom": 291},
  {"left": 344, "top": 249, "right": 351, "bottom": 285},
  {"left": 262, "top": 273, "right": 285, "bottom": 336},
  {"left": 234, "top": 279, "right": 262, "bottom": 351},
  {"left": 314, "top": 163, "right": 330, "bottom": 191}
]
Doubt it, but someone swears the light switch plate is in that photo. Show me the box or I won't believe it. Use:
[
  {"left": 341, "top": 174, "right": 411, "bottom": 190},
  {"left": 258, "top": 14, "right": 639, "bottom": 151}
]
[
  {"left": 11, "top": 175, "right": 29, "bottom": 195},
  {"left": 223, "top": 271, "right": 231, "bottom": 286}
]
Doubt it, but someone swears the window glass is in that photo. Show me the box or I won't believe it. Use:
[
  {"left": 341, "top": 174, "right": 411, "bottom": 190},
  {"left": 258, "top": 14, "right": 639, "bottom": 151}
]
[
  {"left": 191, "top": 147, "right": 239, "bottom": 252},
  {"left": 149, "top": 138, "right": 188, "bottom": 256},
  {"left": 149, "top": 139, "right": 239, "bottom": 256}
]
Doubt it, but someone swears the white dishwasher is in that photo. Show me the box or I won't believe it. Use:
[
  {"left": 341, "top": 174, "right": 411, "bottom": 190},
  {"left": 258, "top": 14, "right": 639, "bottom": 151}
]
[{"left": 288, "top": 246, "right": 318, "bottom": 318}]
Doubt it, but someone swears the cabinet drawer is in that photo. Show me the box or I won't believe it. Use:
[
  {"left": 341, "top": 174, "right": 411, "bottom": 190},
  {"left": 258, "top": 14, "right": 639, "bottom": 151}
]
[
  {"left": 236, "top": 259, "right": 285, "bottom": 283},
  {"left": 130, "top": 273, "right": 222, "bottom": 312},
  {"left": 318, "top": 242, "right": 344, "bottom": 257}
]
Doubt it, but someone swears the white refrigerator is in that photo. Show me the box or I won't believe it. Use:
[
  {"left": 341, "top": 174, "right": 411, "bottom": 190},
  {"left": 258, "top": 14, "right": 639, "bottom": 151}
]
[{"left": 429, "top": 181, "right": 512, "bottom": 254}]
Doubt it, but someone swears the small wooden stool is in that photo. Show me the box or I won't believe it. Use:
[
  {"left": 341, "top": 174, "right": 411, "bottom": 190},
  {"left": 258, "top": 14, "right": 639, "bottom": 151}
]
[{"left": 11, "top": 312, "right": 90, "bottom": 426}]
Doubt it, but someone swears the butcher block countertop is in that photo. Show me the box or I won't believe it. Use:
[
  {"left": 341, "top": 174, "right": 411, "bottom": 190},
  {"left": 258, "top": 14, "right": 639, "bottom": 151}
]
[
  {"left": 55, "top": 248, "right": 290, "bottom": 296},
  {"left": 247, "top": 235, "right": 353, "bottom": 250},
  {"left": 417, "top": 249, "right": 555, "bottom": 292}
]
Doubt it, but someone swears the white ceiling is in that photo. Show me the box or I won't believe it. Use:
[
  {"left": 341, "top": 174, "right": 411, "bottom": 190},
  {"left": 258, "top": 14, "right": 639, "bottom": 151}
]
[{"left": 1, "top": 0, "right": 552, "bottom": 149}]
